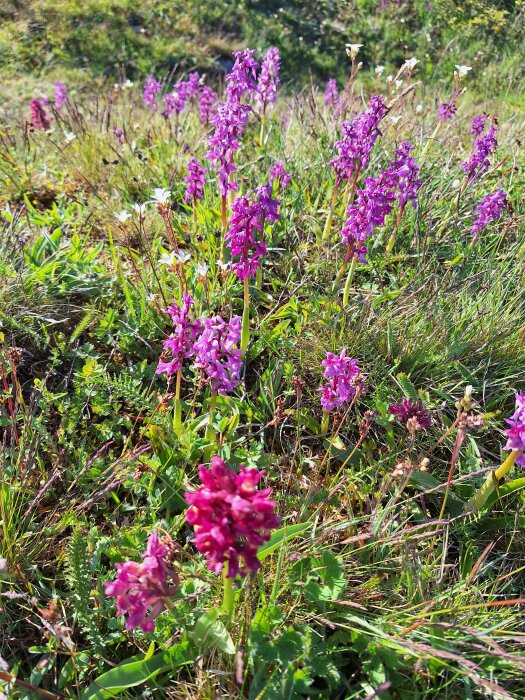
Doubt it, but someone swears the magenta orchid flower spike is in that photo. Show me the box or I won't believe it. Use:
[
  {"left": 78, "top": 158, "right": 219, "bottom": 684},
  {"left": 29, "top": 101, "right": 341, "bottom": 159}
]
[
  {"left": 105, "top": 532, "right": 176, "bottom": 632},
  {"left": 185, "top": 456, "right": 280, "bottom": 577}
]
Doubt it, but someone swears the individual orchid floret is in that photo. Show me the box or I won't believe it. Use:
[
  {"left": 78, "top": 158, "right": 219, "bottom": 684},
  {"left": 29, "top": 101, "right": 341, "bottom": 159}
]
[
  {"left": 29, "top": 98, "right": 51, "bottom": 130},
  {"left": 53, "top": 81, "right": 68, "bottom": 110},
  {"left": 269, "top": 160, "right": 291, "bottom": 191},
  {"left": 193, "top": 316, "right": 244, "bottom": 394},
  {"left": 471, "top": 189, "right": 508, "bottom": 239},
  {"left": 438, "top": 99, "right": 457, "bottom": 122},
  {"left": 113, "top": 126, "right": 125, "bottom": 144},
  {"left": 143, "top": 75, "right": 162, "bottom": 111},
  {"left": 504, "top": 394, "right": 525, "bottom": 467},
  {"left": 105, "top": 532, "right": 176, "bottom": 632},
  {"left": 225, "top": 48, "right": 260, "bottom": 103},
  {"left": 256, "top": 47, "right": 280, "bottom": 114},
  {"left": 461, "top": 121, "right": 498, "bottom": 181},
  {"left": 389, "top": 398, "right": 431, "bottom": 431},
  {"left": 185, "top": 456, "right": 280, "bottom": 577},
  {"left": 156, "top": 295, "right": 202, "bottom": 377},
  {"left": 318, "top": 349, "right": 361, "bottom": 412},
  {"left": 184, "top": 158, "right": 206, "bottom": 204}
]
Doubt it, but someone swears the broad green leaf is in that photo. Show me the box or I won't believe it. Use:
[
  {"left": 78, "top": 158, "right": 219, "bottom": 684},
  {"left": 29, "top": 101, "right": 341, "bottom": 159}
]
[
  {"left": 81, "top": 641, "right": 194, "bottom": 699},
  {"left": 193, "top": 609, "right": 235, "bottom": 655},
  {"left": 257, "top": 522, "right": 310, "bottom": 561},
  {"left": 483, "top": 477, "right": 525, "bottom": 511}
]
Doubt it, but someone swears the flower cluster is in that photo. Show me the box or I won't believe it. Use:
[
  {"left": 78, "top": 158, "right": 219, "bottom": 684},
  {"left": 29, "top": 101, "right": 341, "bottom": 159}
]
[
  {"left": 206, "top": 100, "right": 252, "bottom": 196},
  {"left": 156, "top": 295, "right": 202, "bottom": 377},
  {"left": 53, "top": 81, "right": 67, "bottom": 110},
  {"left": 269, "top": 161, "right": 291, "bottom": 191},
  {"left": 389, "top": 141, "right": 421, "bottom": 207},
  {"left": 504, "top": 394, "right": 525, "bottom": 467},
  {"left": 471, "top": 113, "right": 486, "bottom": 136},
  {"left": 324, "top": 78, "right": 340, "bottom": 114},
  {"left": 162, "top": 73, "right": 200, "bottom": 119},
  {"left": 330, "top": 96, "right": 387, "bottom": 182},
  {"left": 341, "top": 170, "right": 396, "bottom": 262},
  {"left": 318, "top": 349, "right": 361, "bottom": 412},
  {"left": 389, "top": 398, "right": 431, "bottom": 431},
  {"left": 461, "top": 121, "right": 498, "bottom": 180},
  {"left": 198, "top": 85, "right": 218, "bottom": 123},
  {"left": 339, "top": 141, "right": 419, "bottom": 261},
  {"left": 105, "top": 532, "right": 175, "bottom": 632},
  {"left": 143, "top": 75, "right": 162, "bottom": 111},
  {"left": 193, "top": 316, "right": 244, "bottom": 394},
  {"left": 184, "top": 158, "right": 207, "bottom": 204},
  {"left": 256, "top": 47, "right": 280, "bottom": 113},
  {"left": 471, "top": 189, "right": 508, "bottom": 238},
  {"left": 29, "top": 98, "right": 51, "bottom": 130},
  {"left": 226, "top": 185, "right": 280, "bottom": 280},
  {"left": 226, "top": 49, "right": 260, "bottom": 103},
  {"left": 438, "top": 99, "right": 457, "bottom": 122},
  {"left": 185, "top": 457, "right": 280, "bottom": 577}
]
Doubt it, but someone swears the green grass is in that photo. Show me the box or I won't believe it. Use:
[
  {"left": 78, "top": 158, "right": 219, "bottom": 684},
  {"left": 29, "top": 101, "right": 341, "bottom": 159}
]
[{"left": 0, "top": 34, "right": 525, "bottom": 700}]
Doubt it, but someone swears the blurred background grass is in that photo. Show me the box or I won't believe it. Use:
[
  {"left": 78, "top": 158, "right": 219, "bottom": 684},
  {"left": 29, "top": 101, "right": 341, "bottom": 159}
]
[{"left": 1, "top": 0, "right": 524, "bottom": 102}]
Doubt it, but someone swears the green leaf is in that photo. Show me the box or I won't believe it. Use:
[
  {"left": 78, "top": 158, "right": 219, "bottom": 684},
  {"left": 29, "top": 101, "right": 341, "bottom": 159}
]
[
  {"left": 409, "top": 471, "right": 466, "bottom": 516},
  {"left": 483, "top": 477, "right": 525, "bottom": 511},
  {"left": 193, "top": 609, "right": 235, "bottom": 655},
  {"left": 395, "top": 372, "right": 418, "bottom": 401},
  {"left": 257, "top": 522, "right": 310, "bottom": 561},
  {"left": 305, "top": 550, "right": 347, "bottom": 603},
  {"left": 80, "top": 641, "right": 194, "bottom": 699}
]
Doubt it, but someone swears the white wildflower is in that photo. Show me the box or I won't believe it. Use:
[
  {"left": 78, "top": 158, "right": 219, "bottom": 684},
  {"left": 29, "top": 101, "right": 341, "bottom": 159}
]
[
  {"left": 114, "top": 210, "right": 131, "bottom": 223},
  {"left": 403, "top": 57, "right": 419, "bottom": 71},
  {"left": 151, "top": 187, "right": 172, "bottom": 206},
  {"left": 345, "top": 43, "right": 363, "bottom": 57},
  {"left": 175, "top": 250, "right": 191, "bottom": 264},
  {"left": 455, "top": 65, "right": 472, "bottom": 79},
  {"left": 195, "top": 262, "right": 209, "bottom": 277}
]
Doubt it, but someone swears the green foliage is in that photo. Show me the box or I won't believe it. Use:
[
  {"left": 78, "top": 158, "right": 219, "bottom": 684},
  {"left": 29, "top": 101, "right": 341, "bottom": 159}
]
[
  {"left": 66, "top": 527, "right": 107, "bottom": 660},
  {"left": 0, "top": 22, "right": 524, "bottom": 699}
]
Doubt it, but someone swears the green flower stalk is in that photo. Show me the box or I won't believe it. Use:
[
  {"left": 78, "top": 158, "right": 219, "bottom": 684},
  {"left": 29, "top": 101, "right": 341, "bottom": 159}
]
[
  {"left": 342, "top": 254, "right": 358, "bottom": 306},
  {"left": 321, "top": 180, "right": 340, "bottom": 242},
  {"left": 468, "top": 449, "right": 521, "bottom": 512},
  {"left": 468, "top": 394, "right": 525, "bottom": 512},
  {"left": 173, "top": 367, "right": 182, "bottom": 437},
  {"left": 241, "top": 277, "right": 250, "bottom": 352},
  {"left": 221, "top": 566, "right": 235, "bottom": 617}
]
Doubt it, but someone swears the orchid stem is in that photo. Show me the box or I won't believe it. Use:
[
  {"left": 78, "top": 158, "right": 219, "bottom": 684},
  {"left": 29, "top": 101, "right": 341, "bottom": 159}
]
[
  {"left": 204, "top": 391, "right": 217, "bottom": 460},
  {"left": 467, "top": 450, "right": 521, "bottom": 513},
  {"left": 173, "top": 368, "right": 182, "bottom": 437},
  {"left": 321, "top": 181, "right": 339, "bottom": 242},
  {"left": 342, "top": 255, "right": 357, "bottom": 306},
  {"left": 321, "top": 410, "right": 329, "bottom": 434},
  {"left": 241, "top": 277, "right": 250, "bottom": 352},
  {"left": 221, "top": 566, "right": 235, "bottom": 617}
]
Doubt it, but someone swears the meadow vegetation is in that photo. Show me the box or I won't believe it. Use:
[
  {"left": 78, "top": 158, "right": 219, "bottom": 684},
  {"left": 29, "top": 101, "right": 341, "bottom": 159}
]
[{"left": 0, "top": 2, "right": 525, "bottom": 698}]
